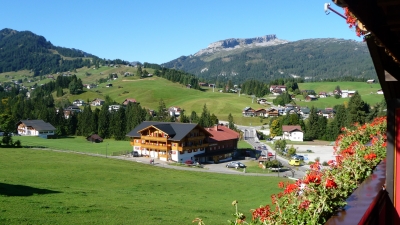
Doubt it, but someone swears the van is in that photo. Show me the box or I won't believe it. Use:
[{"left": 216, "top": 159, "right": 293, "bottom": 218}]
[{"left": 289, "top": 159, "right": 300, "bottom": 166}]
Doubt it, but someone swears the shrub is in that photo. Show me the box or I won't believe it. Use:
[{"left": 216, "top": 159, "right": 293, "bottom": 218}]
[{"left": 322, "top": 161, "right": 329, "bottom": 166}]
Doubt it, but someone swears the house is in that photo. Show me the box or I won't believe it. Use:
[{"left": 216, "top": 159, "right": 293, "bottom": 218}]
[
  {"left": 86, "top": 84, "right": 97, "bottom": 89},
  {"left": 305, "top": 95, "right": 318, "bottom": 102},
  {"left": 168, "top": 106, "right": 181, "bottom": 117},
  {"left": 72, "top": 99, "right": 85, "bottom": 106},
  {"left": 16, "top": 120, "right": 56, "bottom": 138},
  {"left": 319, "top": 108, "right": 336, "bottom": 119},
  {"left": 63, "top": 105, "right": 81, "bottom": 119},
  {"left": 341, "top": 90, "right": 349, "bottom": 98},
  {"left": 348, "top": 90, "right": 356, "bottom": 98},
  {"left": 270, "top": 85, "right": 286, "bottom": 93},
  {"left": 377, "top": 89, "right": 384, "bottom": 94},
  {"left": 126, "top": 121, "right": 213, "bottom": 163},
  {"left": 299, "top": 107, "right": 311, "bottom": 119},
  {"left": 195, "top": 124, "right": 239, "bottom": 163},
  {"left": 86, "top": 134, "right": 103, "bottom": 143},
  {"left": 319, "top": 92, "right": 328, "bottom": 98},
  {"left": 257, "top": 98, "right": 268, "bottom": 104},
  {"left": 122, "top": 98, "right": 137, "bottom": 105},
  {"left": 271, "top": 88, "right": 283, "bottom": 95},
  {"left": 254, "top": 108, "right": 267, "bottom": 117},
  {"left": 91, "top": 98, "right": 105, "bottom": 106},
  {"left": 199, "top": 82, "right": 208, "bottom": 86},
  {"left": 266, "top": 108, "right": 279, "bottom": 117},
  {"left": 109, "top": 105, "right": 121, "bottom": 111},
  {"left": 106, "top": 84, "right": 113, "bottom": 87},
  {"left": 242, "top": 107, "right": 255, "bottom": 117},
  {"left": 367, "top": 79, "right": 376, "bottom": 84},
  {"left": 282, "top": 125, "right": 303, "bottom": 142}
]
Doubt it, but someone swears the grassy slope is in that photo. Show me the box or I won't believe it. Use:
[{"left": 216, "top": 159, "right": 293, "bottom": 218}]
[
  {"left": 296, "top": 82, "right": 384, "bottom": 108},
  {"left": 0, "top": 148, "right": 284, "bottom": 224},
  {"left": 0, "top": 66, "right": 384, "bottom": 125}
]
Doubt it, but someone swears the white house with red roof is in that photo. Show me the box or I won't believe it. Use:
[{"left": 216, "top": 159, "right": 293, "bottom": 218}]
[{"left": 282, "top": 125, "right": 303, "bottom": 142}]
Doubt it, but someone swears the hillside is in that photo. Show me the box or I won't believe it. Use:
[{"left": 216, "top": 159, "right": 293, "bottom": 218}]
[
  {"left": 0, "top": 28, "right": 99, "bottom": 75},
  {"left": 162, "top": 38, "right": 377, "bottom": 84}
]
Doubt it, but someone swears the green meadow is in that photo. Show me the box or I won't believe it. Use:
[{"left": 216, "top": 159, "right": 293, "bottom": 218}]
[
  {"left": 1, "top": 65, "right": 384, "bottom": 125},
  {"left": 296, "top": 82, "right": 384, "bottom": 108},
  {"left": 0, "top": 148, "right": 284, "bottom": 224}
]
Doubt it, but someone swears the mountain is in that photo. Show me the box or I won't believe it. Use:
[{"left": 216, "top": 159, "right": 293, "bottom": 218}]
[
  {"left": 0, "top": 28, "right": 99, "bottom": 76},
  {"left": 162, "top": 36, "right": 377, "bottom": 84}
]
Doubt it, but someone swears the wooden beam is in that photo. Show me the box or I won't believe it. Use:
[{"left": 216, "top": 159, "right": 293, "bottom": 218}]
[{"left": 344, "top": 0, "right": 400, "bottom": 66}]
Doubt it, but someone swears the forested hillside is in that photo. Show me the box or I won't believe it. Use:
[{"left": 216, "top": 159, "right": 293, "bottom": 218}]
[
  {"left": 162, "top": 38, "right": 377, "bottom": 84},
  {"left": 0, "top": 28, "right": 100, "bottom": 75}
]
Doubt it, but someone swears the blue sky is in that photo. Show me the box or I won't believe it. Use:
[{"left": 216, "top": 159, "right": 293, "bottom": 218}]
[{"left": 1, "top": 0, "right": 359, "bottom": 64}]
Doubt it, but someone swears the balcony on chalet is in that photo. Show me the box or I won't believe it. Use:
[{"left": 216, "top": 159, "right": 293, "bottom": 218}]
[
  {"left": 140, "top": 142, "right": 170, "bottom": 151},
  {"left": 177, "top": 143, "right": 209, "bottom": 151},
  {"left": 141, "top": 135, "right": 167, "bottom": 142}
]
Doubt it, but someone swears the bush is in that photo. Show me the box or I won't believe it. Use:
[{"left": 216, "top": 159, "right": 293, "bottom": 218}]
[{"left": 322, "top": 161, "right": 329, "bottom": 166}]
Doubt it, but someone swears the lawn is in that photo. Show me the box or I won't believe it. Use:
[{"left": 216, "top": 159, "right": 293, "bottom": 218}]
[{"left": 0, "top": 148, "right": 285, "bottom": 224}]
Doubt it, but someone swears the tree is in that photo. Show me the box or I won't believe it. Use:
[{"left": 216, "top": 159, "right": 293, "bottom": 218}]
[
  {"left": 287, "top": 145, "right": 296, "bottom": 156},
  {"left": 270, "top": 118, "right": 282, "bottom": 138},
  {"left": 157, "top": 99, "right": 169, "bottom": 122},
  {"left": 198, "top": 104, "right": 213, "bottom": 128},
  {"left": 228, "top": 113, "right": 235, "bottom": 130},
  {"left": 190, "top": 111, "right": 199, "bottom": 123},
  {"left": 346, "top": 92, "right": 368, "bottom": 127}
]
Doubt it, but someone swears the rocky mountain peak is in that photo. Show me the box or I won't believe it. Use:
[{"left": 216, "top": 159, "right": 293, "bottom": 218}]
[{"left": 194, "top": 35, "right": 289, "bottom": 56}]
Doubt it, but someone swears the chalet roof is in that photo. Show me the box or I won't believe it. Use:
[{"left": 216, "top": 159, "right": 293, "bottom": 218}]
[
  {"left": 282, "top": 125, "right": 302, "bottom": 133},
  {"left": 255, "top": 108, "right": 266, "bottom": 112},
  {"left": 123, "top": 98, "right": 137, "bottom": 105},
  {"left": 18, "top": 120, "right": 56, "bottom": 131},
  {"left": 87, "top": 134, "right": 103, "bottom": 141},
  {"left": 206, "top": 125, "right": 239, "bottom": 142},
  {"left": 126, "top": 121, "right": 212, "bottom": 141}
]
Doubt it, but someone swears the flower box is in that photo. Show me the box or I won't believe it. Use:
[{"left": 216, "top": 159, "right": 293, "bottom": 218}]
[{"left": 325, "top": 159, "right": 390, "bottom": 224}]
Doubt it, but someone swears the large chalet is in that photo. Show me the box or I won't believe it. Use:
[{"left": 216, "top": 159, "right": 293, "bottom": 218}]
[{"left": 126, "top": 122, "right": 239, "bottom": 163}]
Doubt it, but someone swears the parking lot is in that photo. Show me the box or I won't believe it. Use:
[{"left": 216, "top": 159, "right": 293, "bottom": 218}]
[{"left": 291, "top": 145, "right": 336, "bottom": 164}]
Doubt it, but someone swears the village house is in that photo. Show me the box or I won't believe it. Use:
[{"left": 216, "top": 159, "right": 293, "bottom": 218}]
[
  {"left": 257, "top": 98, "right": 268, "bottom": 104},
  {"left": 72, "top": 99, "right": 85, "bottom": 106},
  {"left": 91, "top": 98, "right": 105, "bottom": 106},
  {"left": 86, "top": 84, "right": 97, "bottom": 89},
  {"left": 16, "top": 120, "right": 56, "bottom": 138},
  {"left": 282, "top": 125, "right": 303, "bottom": 142},
  {"left": 106, "top": 84, "right": 113, "bottom": 88},
  {"left": 366, "top": 79, "right": 376, "bottom": 84},
  {"left": 242, "top": 107, "right": 255, "bottom": 117},
  {"left": 319, "top": 92, "right": 328, "bottom": 98},
  {"left": 269, "top": 85, "right": 286, "bottom": 93},
  {"left": 299, "top": 107, "right": 311, "bottom": 119},
  {"left": 271, "top": 88, "right": 283, "bottom": 95},
  {"left": 122, "top": 98, "right": 137, "bottom": 105},
  {"left": 305, "top": 95, "right": 318, "bottom": 102},
  {"left": 266, "top": 108, "right": 279, "bottom": 117},
  {"left": 63, "top": 105, "right": 81, "bottom": 119},
  {"left": 199, "top": 82, "right": 208, "bottom": 86},
  {"left": 168, "top": 106, "right": 181, "bottom": 117},
  {"left": 318, "top": 108, "right": 336, "bottom": 119},
  {"left": 109, "top": 105, "right": 121, "bottom": 111},
  {"left": 254, "top": 108, "right": 267, "bottom": 117},
  {"left": 126, "top": 122, "right": 212, "bottom": 163}
]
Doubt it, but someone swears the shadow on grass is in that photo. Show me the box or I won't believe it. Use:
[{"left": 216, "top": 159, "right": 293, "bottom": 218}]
[{"left": 0, "top": 183, "right": 62, "bottom": 196}]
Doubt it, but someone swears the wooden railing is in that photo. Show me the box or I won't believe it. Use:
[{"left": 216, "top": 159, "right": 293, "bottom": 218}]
[
  {"left": 141, "top": 136, "right": 167, "bottom": 141},
  {"left": 325, "top": 160, "right": 398, "bottom": 225}
]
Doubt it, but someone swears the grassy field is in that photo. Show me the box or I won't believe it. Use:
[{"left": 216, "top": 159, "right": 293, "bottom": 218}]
[
  {"left": 0, "top": 148, "right": 285, "bottom": 224},
  {"left": 296, "top": 82, "right": 384, "bottom": 108},
  {"left": 0, "top": 66, "right": 384, "bottom": 126}
]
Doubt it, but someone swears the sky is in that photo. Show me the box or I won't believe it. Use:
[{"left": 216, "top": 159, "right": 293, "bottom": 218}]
[{"left": 1, "top": 0, "right": 360, "bottom": 64}]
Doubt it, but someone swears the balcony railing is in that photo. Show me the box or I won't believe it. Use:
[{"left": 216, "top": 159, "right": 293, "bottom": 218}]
[
  {"left": 325, "top": 160, "right": 397, "bottom": 224},
  {"left": 140, "top": 143, "right": 169, "bottom": 151},
  {"left": 141, "top": 136, "right": 167, "bottom": 141}
]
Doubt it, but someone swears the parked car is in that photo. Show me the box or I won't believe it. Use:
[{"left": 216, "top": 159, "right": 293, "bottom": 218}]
[
  {"left": 132, "top": 151, "right": 139, "bottom": 157},
  {"left": 226, "top": 161, "right": 247, "bottom": 169},
  {"left": 289, "top": 159, "right": 301, "bottom": 166},
  {"left": 268, "top": 152, "right": 274, "bottom": 158},
  {"left": 292, "top": 155, "right": 304, "bottom": 161}
]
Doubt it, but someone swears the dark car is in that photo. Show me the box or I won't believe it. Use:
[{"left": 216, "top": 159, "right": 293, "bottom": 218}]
[
  {"left": 226, "top": 161, "right": 246, "bottom": 169},
  {"left": 132, "top": 151, "right": 139, "bottom": 157}
]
